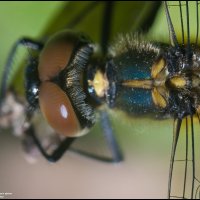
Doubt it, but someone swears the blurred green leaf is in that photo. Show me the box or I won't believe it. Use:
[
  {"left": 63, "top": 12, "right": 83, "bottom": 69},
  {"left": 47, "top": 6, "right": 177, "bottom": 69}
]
[{"left": 0, "top": 1, "right": 66, "bottom": 93}]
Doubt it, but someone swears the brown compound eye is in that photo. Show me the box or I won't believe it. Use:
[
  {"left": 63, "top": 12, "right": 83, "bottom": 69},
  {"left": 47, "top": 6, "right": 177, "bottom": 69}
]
[
  {"left": 39, "top": 82, "right": 81, "bottom": 137},
  {"left": 38, "top": 38, "right": 74, "bottom": 81}
]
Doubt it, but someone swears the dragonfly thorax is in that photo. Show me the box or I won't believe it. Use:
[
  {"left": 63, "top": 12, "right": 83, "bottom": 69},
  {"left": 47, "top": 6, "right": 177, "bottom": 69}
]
[{"left": 164, "top": 45, "right": 200, "bottom": 118}]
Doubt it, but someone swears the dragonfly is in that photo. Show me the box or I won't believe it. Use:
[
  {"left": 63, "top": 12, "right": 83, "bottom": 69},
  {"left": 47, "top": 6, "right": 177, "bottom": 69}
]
[{"left": 0, "top": 1, "right": 200, "bottom": 199}]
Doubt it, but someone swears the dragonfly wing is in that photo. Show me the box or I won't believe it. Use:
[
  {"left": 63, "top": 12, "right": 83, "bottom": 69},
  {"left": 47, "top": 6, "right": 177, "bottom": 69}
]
[
  {"left": 165, "top": 1, "right": 200, "bottom": 46},
  {"left": 168, "top": 115, "right": 200, "bottom": 199}
]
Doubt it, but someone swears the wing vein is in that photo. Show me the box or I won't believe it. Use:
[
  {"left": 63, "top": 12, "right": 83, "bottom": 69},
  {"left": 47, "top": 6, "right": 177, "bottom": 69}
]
[
  {"left": 195, "top": 1, "right": 199, "bottom": 48},
  {"left": 183, "top": 117, "right": 188, "bottom": 198},
  {"left": 179, "top": 1, "right": 185, "bottom": 45},
  {"left": 164, "top": 1, "right": 179, "bottom": 47},
  {"left": 191, "top": 115, "right": 195, "bottom": 199},
  {"left": 168, "top": 118, "right": 182, "bottom": 198}
]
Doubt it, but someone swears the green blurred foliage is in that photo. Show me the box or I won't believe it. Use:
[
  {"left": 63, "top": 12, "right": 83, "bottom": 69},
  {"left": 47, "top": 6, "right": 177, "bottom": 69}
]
[{"left": 0, "top": 1, "right": 65, "bottom": 92}]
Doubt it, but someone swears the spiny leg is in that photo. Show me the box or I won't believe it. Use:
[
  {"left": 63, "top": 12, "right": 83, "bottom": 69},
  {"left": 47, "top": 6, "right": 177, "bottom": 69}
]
[
  {"left": 99, "top": 2, "right": 123, "bottom": 162},
  {"left": 70, "top": 110, "right": 123, "bottom": 163},
  {"left": 0, "top": 38, "right": 43, "bottom": 106},
  {"left": 100, "top": 1, "right": 114, "bottom": 55},
  {"left": 99, "top": 110, "right": 123, "bottom": 162},
  {"left": 25, "top": 125, "right": 75, "bottom": 162}
]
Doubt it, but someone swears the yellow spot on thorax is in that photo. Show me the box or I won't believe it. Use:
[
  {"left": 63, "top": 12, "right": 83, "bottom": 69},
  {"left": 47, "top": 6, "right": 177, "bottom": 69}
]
[
  {"left": 88, "top": 70, "right": 109, "bottom": 98},
  {"left": 152, "top": 88, "right": 167, "bottom": 108},
  {"left": 151, "top": 58, "right": 166, "bottom": 78},
  {"left": 169, "top": 76, "right": 187, "bottom": 89}
]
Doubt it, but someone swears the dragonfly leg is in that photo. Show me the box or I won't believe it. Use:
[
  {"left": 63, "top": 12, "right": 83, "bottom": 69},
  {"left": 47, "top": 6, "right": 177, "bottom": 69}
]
[
  {"left": 23, "top": 125, "right": 75, "bottom": 162},
  {"left": 100, "top": 1, "right": 114, "bottom": 55},
  {"left": 70, "top": 110, "right": 123, "bottom": 163},
  {"left": 99, "top": 110, "right": 123, "bottom": 163},
  {"left": 0, "top": 38, "right": 43, "bottom": 104}
]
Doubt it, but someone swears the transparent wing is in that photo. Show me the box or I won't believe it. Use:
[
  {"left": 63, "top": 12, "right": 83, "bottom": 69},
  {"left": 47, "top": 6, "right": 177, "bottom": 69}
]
[
  {"left": 165, "top": 1, "right": 200, "bottom": 46},
  {"left": 163, "top": 2, "right": 200, "bottom": 198},
  {"left": 168, "top": 115, "right": 200, "bottom": 199}
]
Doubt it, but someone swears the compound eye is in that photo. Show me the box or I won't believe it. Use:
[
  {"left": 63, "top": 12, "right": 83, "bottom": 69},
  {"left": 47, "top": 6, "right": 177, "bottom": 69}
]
[
  {"left": 39, "top": 82, "right": 81, "bottom": 137},
  {"left": 38, "top": 41, "right": 73, "bottom": 82}
]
